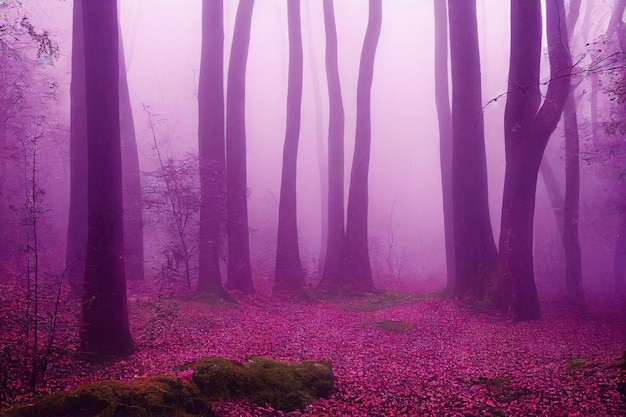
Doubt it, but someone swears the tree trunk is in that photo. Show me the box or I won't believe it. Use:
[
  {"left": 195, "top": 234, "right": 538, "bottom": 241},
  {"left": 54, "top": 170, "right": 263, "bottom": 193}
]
[
  {"left": 614, "top": 212, "right": 626, "bottom": 296},
  {"left": 80, "top": 0, "right": 134, "bottom": 355},
  {"left": 539, "top": 159, "right": 564, "bottom": 241},
  {"left": 66, "top": 0, "right": 88, "bottom": 297},
  {"left": 225, "top": 0, "right": 255, "bottom": 294},
  {"left": 433, "top": 0, "right": 455, "bottom": 292},
  {"left": 497, "top": 0, "right": 571, "bottom": 320},
  {"left": 344, "top": 0, "right": 382, "bottom": 292},
  {"left": 119, "top": 30, "right": 144, "bottom": 283},
  {"left": 318, "top": 0, "right": 346, "bottom": 290},
  {"left": 563, "top": 88, "right": 584, "bottom": 306},
  {"left": 274, "top": 0, "right": 305, "bottom": 292},
  {"left": 448, "top": 0, "right": 497, "bottom": 298},
  {"left": 197, "top": 0, "right": 230, "bottom": 299}
]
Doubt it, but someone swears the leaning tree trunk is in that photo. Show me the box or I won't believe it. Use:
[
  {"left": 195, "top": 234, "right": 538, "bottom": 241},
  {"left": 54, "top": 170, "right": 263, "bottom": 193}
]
[
  {"left": 197, "top": 0, "right": 230, "bottom": 299},
  {"left": 80, "top": 0, "right": 134, "bottom": 355},
  {"left": 497, "top": 0, "right": 571, "bottom": 320},
  {"left": 274, "top": 0, "right": 305, "bottom": 292},
  {"left": 433, "top": 0, "right": 455, "bottom": 292},
  {"left": 66, "top": 0, "right": 88, "bottom": 297},
  {"left": 119, "top": 30, "right": 145, "bottom": 283},
  {"left": 318, "top": 0, "right": 346, "bottom": 290},
  {"left": 448, "top": 0, "right": 498, "bottom": 299},
  {"left": 225, "top": 0, "right": 255, "bottom": 294},
  {"left": 344, "top": 0, "right": 382, "bottom": 292}
]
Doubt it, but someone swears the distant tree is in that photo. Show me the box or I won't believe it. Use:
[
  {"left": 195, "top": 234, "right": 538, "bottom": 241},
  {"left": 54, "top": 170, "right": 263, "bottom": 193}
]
[
  {"left": 225, "top": 0, "right": 255, "bottom": 294},
  {"left": 274, "top": 0, "right": 305, "bottom": 292},
  {"left": 433, "top": 0, "right": 455, "bottom": 291},
  {"left": 448, "top": 0, "right": 498, "bottom": 299},
  {"left": 562, "top": 0, "right": 584, "bottom": 307},
  {"left": 496, "top": 0, "right": 571, "bottom": 320},
  {"left": 80, "top": 0, "right": 134, "bottom": 355},
  {"left": 318, "top": 0, "right": 346, "bottom": 290},
  {"left": 197, "top": 0, "right": 230, "bottom": 298},
  {"left": 119, "top": 29, "right": 144, "bottom": 283},
  {"left": 66, "top": 0, "right": 88, "bottom": 296},
  {"left": 344, "top": 0, "right": 382, "bottom": 292}
]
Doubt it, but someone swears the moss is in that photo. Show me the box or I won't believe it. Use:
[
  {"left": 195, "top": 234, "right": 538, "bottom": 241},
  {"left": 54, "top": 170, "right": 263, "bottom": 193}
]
[
  {"left": 341, "top": 291, "right": 420, "bottom": 312},
  {"left": 6, "top": 376, "right": 213, "bottom": 417},
  {"left": 192, "top": 356, "right": 334, "bottom": 411},
  {"left": 566, "top": 358, "right": 587, "bottom": 371},
  {"left": 373, "top": 320, "right": 414, "bottom": 333}
]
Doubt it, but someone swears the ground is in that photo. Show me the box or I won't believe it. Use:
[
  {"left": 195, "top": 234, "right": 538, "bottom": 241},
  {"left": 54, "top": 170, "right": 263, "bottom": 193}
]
[{"left": 1, "top": 283, "right": 625, "bottom": 416}]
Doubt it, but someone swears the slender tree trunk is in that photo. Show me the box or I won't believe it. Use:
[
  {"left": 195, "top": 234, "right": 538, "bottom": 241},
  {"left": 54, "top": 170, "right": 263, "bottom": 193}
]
[
  {"left": 225, "top": 0, "right": 255, "bottom": 294},
  {"left": 80, "top": 0, "right": 134, "bottom": 355},
  {"left": 66, "top": 0, "right": 88, "bottom": 297},
  {"left": 563, "top": 93, "right": 584, "bottom": 306},
  {"left": 303, "top": 0, "right": 328, "bottom": 277},
  {"left": 318, "top": 0, "right": 346, "bottom": 290},
  {"left": 448, "top": 0, "right": 497, "bottom": 299},
  {"left": 119, "top": 30, "right": 144, "bottom": 283},
  {"left": 539, "top": 159, "right": 565, "bottom": 242},
  {"left": 274, "top": 0, "right": 305, "bottom": 292},
  {"left": 433, "top": 0, "right": 455, "bottom": 292},
  {"left": 614, "top": 212, "right": 626, "bottom": 296},
  {"left": 344, "top": 0, "right": 382, "bottom": 292},
  {"left": 197, "top": 0, "right": 230, "bottom": 299},
  {"left": 497, "top": 0, "right": 571, "bottom": 320}
]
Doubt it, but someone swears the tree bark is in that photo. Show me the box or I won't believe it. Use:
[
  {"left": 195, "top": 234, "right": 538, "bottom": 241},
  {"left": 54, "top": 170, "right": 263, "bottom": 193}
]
[
  {"left": 225, "top": 0, "right": 255, "bottom": 294},
  {"left": 318, "top": 0, "right": 346, "bottom": 290},
  {"left": 197, "top": 0, "right": 230, "bottom": 299},
  {"left": 80, "top": 0, "right": 134, "bottom": 355},
  {"left": 119, "top": 30, "right": 144, "bottom": 283},
  {"left": 448, "top": 0, "right": 498, "bottom": 299},
  {"left": 344, "top": 0, "right": 382, "bottom": 292},
  {"left": 433, "top": 0, "right": 455, "bottom": 292},
  {"left": 539, "top": 159, "right": 565, "bottom": 241},
  {"left": 66, "top": 0, "right": 88, "bottom": 297},
  {"left": 274, "top": 0, "right": 305, "bottom": 292},
  {"left": 563, "top": 93, "right": 584, "bottom": 306},
  {"left": 497, "top": 0, "right": 571, "bottom": 320}
]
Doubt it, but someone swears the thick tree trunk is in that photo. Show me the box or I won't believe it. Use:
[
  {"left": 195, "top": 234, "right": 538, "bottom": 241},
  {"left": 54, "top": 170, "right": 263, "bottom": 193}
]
[
  {"left": 80, "top": 0, "right": 134, "bottom": 355},
  {"left": 66, "top": 0, "right": 88, "bottom": 297},
  {"left": 197, "top": 0, "right": 230, "bottom": 299},
  {"left": 274, "top": 0, "right": 305, "bottom": 292},
  {"left": 448, "top": 0, "right": 497, "bottom": 298},
  {"left": 119, "top": 32, "right": 144, "bottom": 283},
  {"left": 433, "top": 0, "right": 455, "bottom": 292},
  {"left": 344, "top": 0, "right": 381, "bottom": 292},
  {"left": 318, "top": 0, "right": 345, "bottom": 290},
  {"left": 225, "top": 0, "right": 255, "bottom": 294},
  {"left": 497, "top": 0, "right": 571, "bottom": 320}
]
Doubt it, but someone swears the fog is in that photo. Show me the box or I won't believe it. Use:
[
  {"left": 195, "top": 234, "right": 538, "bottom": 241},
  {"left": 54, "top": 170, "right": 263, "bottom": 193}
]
[{"left": 9, "top": 0, "right": 625, "bottom": 296}]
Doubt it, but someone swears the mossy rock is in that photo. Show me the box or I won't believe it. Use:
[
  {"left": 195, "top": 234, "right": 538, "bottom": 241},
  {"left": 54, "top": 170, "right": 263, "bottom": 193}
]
[
  {"left": 192, "top": 356, "right": 334, "bottom": 411},
  {"left": 6, "top": 376, "right": 212, "bottom": 417}
]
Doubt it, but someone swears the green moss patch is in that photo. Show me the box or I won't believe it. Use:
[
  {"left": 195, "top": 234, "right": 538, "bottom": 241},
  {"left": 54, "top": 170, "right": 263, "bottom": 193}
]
[
  {"left": 6, "top": 375, "right": 211, "bottom": 417},
  {"left": 373, "top": 320, "right": 414, "bottom": 333},
  {"left": 6, "top": 357, "right": 334, "bottom": 416},
  {"left": 341, "top": 291, "right": 421, "bottom": 312},
  {"left": 193, "top": 356, "right": 334, "bottom": 411}
]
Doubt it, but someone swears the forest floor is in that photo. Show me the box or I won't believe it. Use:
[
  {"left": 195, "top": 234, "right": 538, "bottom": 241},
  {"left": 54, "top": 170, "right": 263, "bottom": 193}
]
[{"left": 1, "top": 281, "right": 626, "bottom": 416}]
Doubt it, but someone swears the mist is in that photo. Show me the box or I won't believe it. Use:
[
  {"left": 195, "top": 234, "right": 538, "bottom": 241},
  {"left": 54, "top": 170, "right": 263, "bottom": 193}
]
[{"left": 1, "top": 0, "right": 625, "bottom": 415}]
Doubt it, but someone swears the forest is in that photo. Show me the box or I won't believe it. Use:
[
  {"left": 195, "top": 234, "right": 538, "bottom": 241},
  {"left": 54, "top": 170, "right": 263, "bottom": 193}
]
[{"left": 0, "top": 0, "right": 625, "bottom": 416}]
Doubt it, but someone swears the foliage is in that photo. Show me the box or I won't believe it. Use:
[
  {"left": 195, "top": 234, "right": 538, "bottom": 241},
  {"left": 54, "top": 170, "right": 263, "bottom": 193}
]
[
  {"left": 142, "top": 106, "right": 200, "bottom": 289},
  {"left": 339, "top": 291, "right": 421, "bottom": 312}
]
